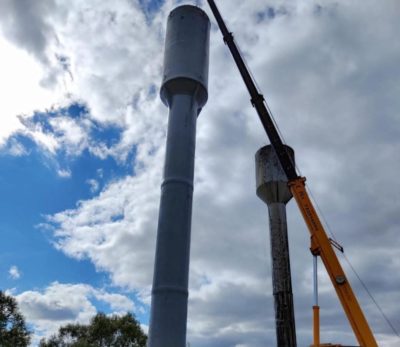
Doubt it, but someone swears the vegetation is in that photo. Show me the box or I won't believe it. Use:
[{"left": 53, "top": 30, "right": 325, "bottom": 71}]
[
  {"left": 39, "top": 312, "right": 147, "bottom": 347},
  {"left": 0, "top": 290, "right": 31, "bottom": 347}
]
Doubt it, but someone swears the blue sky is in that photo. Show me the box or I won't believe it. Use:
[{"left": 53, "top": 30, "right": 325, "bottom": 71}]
[
  {"left": 0, "top": 103, "right": 138, "bottom": 310},
  {"left": 0, "top": 0, "right": 399, "bottom": 346}
]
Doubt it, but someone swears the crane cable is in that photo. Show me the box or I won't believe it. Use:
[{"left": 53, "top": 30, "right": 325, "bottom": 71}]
[
  {"left": 255, "top": 73, "right": 400, "bottom": 339},
  {"left": 256, "top": 74, "right": 400, "bottom": 338},
  {"left": 342, "top": 252, "right": 400, "bottom": 339},
  {"left": 306, "top": 183, "right": 400, "bottom": 339}
]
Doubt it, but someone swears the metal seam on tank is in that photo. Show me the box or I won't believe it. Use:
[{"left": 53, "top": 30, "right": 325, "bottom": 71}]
[
  {"left": 161, "top": 177, "right": 194, "bottom": 190},
  {"left": 161, "top": 80, "right": 208, "bottom": 106},
  {"left": 152, "top": 286, "right": 189, "bottom": 296},
  {"left": 169, "top": 5, "right": 208, "bottom": 17}
]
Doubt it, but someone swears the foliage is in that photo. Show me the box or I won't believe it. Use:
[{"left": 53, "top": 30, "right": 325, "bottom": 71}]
[
  {"left": 0, "top": 290, "right": 31, "bottom": 347},
  {"left": 39, "top": 312, "right": 147, "bottom": 347}
]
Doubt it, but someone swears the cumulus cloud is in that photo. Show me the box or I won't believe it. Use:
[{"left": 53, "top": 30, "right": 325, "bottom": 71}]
[
  {"left": 1, "top": 0, "right": 399, "bottom": 346},
  {"left": 0, "top": 0, "right": 166, "bottom": 159},
  {"left": 57, "top": 168, "right": 72, "bottom": 178},
  {"left": 0, "top": 0, "right": 56, "bottom": 64},
  {"left": 8, "top": 265, "right": 21, "bottom": 279},
  {"left": 46, "top": 148, "right": 163, "bottom": 291},
  {"left": 3, "top": 138, "right": 28, "bottom": 156},
  {"left": 86, "top": 178, "right": 100, "bottom": 193},
  {"left": 15, "top": 282, "right": 136, "bottom": 344},
  {"left": 0, "top": 36, "right": 65, "bottom": 146}
]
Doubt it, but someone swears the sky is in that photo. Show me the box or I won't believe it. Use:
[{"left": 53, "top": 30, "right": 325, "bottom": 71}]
[{"left": 0, "top": 0, "right": 399, "bottom": 346}]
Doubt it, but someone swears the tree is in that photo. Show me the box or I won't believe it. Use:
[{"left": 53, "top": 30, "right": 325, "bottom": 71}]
[
  {"left": 0, "top": 290, "right": 31, "bottom": 347},
  {"left": 39, "top": 312, "right": 147, "bottom": 347}
]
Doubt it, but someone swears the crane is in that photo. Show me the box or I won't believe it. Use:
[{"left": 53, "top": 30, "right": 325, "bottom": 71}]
[{"left": 206, "top": 1, "right": 378, "bottom": 346}]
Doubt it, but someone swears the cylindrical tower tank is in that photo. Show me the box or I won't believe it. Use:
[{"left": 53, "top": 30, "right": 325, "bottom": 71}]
[
  {"left": 255, "top": 145, "right": 297, "bottom": 347},
  {"left": 148, "top": 6, "right": 210, "bottom": 347}
]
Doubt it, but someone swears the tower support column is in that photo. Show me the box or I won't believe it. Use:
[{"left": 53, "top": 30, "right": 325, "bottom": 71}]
[
  {"left": 148, "top": 6, "right": 210, "bottom": 347},
  {"left": 256, "top": 145, "right": 297, "bottom": 347}
]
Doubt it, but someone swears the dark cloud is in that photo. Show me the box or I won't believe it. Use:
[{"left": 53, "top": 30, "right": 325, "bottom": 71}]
[{"left": 0, "top": 0, "right": 56, "bottom": 63}]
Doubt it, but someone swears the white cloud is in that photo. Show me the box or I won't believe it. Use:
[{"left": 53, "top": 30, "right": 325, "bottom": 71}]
[
  {"left": 57, "top": 168, "right": 71, "bottom": 178},
  {"left": 86, "top": 178, "right": 100, "bottom": 193},
  {"left": 15, "top": 282, "right": 136, "bottom": 344},
  {"left": 46, "top": 148, "right": 163, "bottom": 290},
  {"left": 0, "top": 36, "right": 66, "bottom": 146},
  {"left": 8, "top": 265, "right": 21, "bottom": 279},
  {"left": 0, "top": 0, "right": 166, "bottom": 160},
  {"left": 94, "top": 292, "right": 135, "bottom": 312},
  {"left": 48, "top": 116, "right": 89, "bottom": 154},
  {"left": 5, "top": 138, "right": 28, "bottom": 156}
]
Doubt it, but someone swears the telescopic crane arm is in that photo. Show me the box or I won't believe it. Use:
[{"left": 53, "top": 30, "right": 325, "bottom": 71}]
[
  {"left": 206, "top": 1, "right": 378, "bottom": 346},
  {"left": 207, "top": 0, "right": 297, "bottom": 181}
]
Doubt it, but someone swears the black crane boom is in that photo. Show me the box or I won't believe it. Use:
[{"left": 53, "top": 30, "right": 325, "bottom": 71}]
[{"left": 207, "top": 0, "right": 298, "bottom": 180}]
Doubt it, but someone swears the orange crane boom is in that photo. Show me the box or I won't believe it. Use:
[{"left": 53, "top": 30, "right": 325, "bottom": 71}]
[
  {"left": 206, "top": 1, "right": 378, "bottom": 346},
  {"left": 290, "top": 178, "right": 377, "bottom": 346}
]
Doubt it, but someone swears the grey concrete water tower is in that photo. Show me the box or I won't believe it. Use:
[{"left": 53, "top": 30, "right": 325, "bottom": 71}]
[
  {"left": 148, "top": 6, "right": 210, "bottom": 347},
  {"left": 256, "top": 145, "right": 297, "bottom": 347}
]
